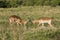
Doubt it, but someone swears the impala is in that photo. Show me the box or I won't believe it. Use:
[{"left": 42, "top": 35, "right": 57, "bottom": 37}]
[
  {"left": 9, "top": 15, "right": 28, "bottom": 26},
  {"left": 9, "top": 15, "right": 23, "bottom": 25},
  {"left": 32, "top": 17, "right": 52, "bottom": 26}
]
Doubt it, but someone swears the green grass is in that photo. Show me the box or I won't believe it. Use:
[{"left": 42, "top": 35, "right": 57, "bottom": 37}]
[{"left": 0, "top": 6, "right": 60, "bottom": 40}]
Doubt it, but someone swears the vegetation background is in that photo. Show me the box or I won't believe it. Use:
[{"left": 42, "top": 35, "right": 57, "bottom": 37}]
[
  {"left": 0, "top": 0, "right": 60, "bottom": 8},
  {"left": 0, "top": 0, "right": 60, "bottom": 40}
]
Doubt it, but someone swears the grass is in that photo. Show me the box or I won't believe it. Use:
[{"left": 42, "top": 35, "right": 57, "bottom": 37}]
[{"left": 0, "top": 6, "right": 60, "bottom": 40}]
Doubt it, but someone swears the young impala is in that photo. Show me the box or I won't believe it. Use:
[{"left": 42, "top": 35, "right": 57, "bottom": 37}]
[
  {"left": 9, "top": 15, "right": 22, "bottom": 25},
  {"left": 9, "top": 15, "right": 27, "bottom": 25},
  {"left": 32, "top": 17, "right": 52, "bottom": 26}
]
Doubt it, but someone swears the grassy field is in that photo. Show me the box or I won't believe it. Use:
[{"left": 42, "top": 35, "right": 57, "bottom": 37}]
[{"left": 0, "top": 6, "right": 60, "bottom": 40}]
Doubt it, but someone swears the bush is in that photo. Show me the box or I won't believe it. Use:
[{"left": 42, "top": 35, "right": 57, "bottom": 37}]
[{"left": 0, "top": 0, "right": 60, "bottom": 8}]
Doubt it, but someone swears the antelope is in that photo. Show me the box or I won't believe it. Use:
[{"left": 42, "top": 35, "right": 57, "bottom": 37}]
[
  {"left": 9, "top": 15, "right": 22, "bottom": 24},
  {"left": 9, "top": 15, "right": 27, "bottom": 25},
  {"left": 32, "top": 17, "right": 52, "bottom": 26}
]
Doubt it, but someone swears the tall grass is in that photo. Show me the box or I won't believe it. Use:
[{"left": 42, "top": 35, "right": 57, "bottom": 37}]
[{"left": 0, "top": 6, "right": 60, "bottom": 40}]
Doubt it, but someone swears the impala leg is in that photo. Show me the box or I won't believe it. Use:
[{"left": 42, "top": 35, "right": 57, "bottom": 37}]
[
  {"left": 38, "top": 23, "right": 40, "bottom": 26},
  {"left": 42, "top": 23, "right": 44, "bottom": 26},
  {"left": 49, "top": 24, "right": 52, "bottom": 26},
  {"left": 48, "top": 22, "right": 52, "bottom": 26},
  {"left": 38, "top": 22, "right": 41, "bottom": 26}
]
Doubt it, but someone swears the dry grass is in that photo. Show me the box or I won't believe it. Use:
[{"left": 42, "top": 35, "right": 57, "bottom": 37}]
[{"left": 0, "top": 6, "right": 60, "bottom": 40}]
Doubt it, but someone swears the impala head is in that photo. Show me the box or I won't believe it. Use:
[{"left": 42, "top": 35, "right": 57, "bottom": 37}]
[
  {"left": 32, "top": 20, "right": 39, "bottom": 24},
  {"left": 21, "top": 20, "right": 28, "bottom": 25}
]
